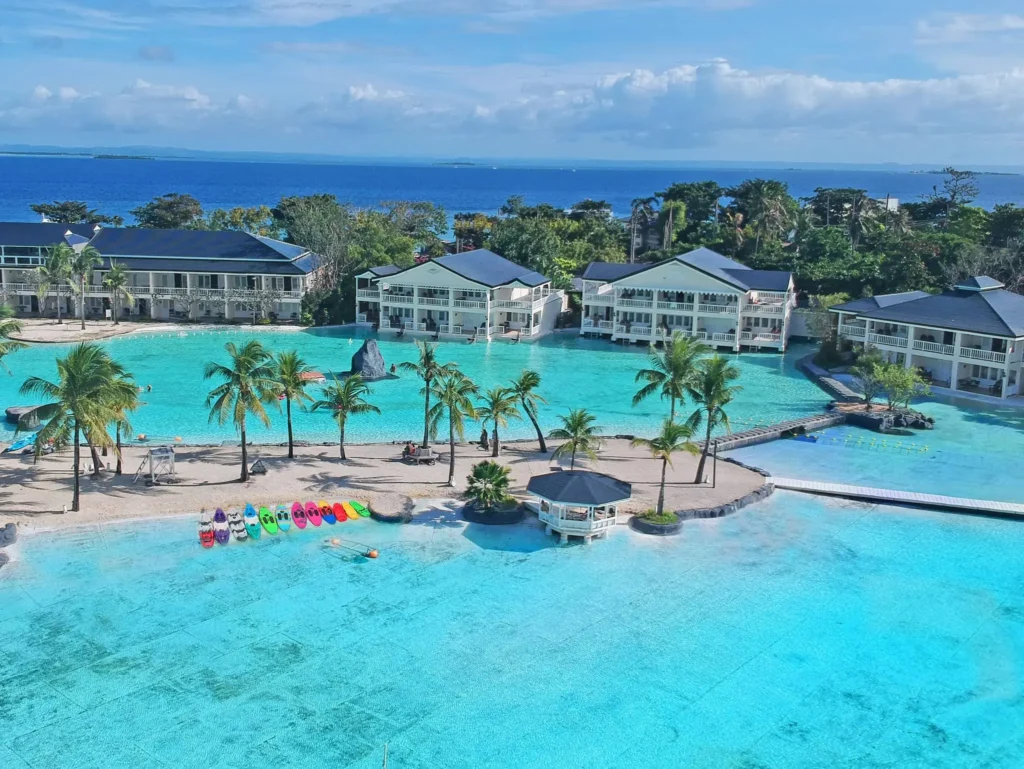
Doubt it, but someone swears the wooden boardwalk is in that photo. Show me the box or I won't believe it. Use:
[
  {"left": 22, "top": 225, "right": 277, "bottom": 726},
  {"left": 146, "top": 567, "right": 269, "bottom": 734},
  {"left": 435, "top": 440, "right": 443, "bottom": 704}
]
[
  {"left": 772, "top": 478, "right": 1024, "bottom": 518},
  {"left": 711, "top": 413, "right": 846, "bottom": 452}
]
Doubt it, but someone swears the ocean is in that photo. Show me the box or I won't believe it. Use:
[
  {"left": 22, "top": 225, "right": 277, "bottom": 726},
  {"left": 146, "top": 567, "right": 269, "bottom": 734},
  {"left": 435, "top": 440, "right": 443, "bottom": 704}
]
[{"left": 2, "top": 155, "right": 1024, "bottom": 223}]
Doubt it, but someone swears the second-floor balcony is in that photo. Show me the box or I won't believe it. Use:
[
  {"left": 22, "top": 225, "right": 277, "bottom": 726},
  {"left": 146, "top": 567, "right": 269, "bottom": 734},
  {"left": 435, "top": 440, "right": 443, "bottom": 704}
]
[
  {"left": 840, "top": 324, "right": 867, "bottom": 339},
  {"left": 417, "top": 296, "right": 449, "bottom": 307},
  {"left": 960, "top": 346, "right": 1007, "bottom": 364},
  {"left": 356, "top": 288, "right": 380, "bottom": 300},
  {"left": 617, "top": 297, "right": 653, "bottom": 309},
  {"left": 698, "top": 303, "right": 736, "bottom": 315},
  {"left": 912, "top": 339, "right": 955, "bottom": 357},
  {"left": 585, "top": 292, "right": 614, "bottom": 305},
  {"left": 867, "top": 333, "right": 908, "bottom": 349},
  {"left": 741, "top": 330, "right": 783, "bottom": 343},
  {"left": 656, "top": 300, "right": 694, "bottom": 312},
  {"left": 744, "top": 303, "right": 785, "bottom": 315},
  {"left": 382, "top": 293, "right": 415, "bottom": 305}
]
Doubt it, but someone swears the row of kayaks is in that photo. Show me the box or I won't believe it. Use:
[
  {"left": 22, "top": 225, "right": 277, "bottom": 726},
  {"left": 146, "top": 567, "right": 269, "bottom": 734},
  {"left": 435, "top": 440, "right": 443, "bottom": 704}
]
[{"left": 198, "top": 500, "right": 370, "bottom": 548}]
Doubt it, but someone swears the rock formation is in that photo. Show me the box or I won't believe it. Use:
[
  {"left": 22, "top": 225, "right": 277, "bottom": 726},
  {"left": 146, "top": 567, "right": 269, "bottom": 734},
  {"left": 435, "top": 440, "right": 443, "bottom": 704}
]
[{"left": 350, "top": 339, "right": 388, "bottom": 381}]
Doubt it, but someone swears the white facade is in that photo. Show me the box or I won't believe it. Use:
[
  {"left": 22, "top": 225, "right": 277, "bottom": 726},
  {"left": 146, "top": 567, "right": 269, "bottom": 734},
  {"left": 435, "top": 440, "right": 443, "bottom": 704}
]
[
  {"left": 580, "top": 259, "right": 795, "bottom": 352},
  {"left": 355, "top": 261, "right": 566, "bottom": 341}
]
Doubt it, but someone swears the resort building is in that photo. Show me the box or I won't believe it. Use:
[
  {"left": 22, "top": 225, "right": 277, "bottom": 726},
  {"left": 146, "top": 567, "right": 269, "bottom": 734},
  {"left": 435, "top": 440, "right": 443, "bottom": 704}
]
[
  {"left": 0, "top": 222, "right": 318, "bottom": 322},
  {"left": 833, "top": 276, "right": 1024, "bottom": 399},
  {"left": 579, "top": 248, "right": 795, "bottom": 351},
  {"left": 354, "top": 249, "right": 566, "bottom": 341}
]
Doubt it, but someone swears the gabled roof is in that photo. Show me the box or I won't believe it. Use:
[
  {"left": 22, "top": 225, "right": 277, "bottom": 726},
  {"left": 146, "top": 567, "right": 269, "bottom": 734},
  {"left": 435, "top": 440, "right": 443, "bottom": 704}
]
[
  {"left": 0, "top": 222, "right": 96, "bottom": 247},
  {"left": 721, "top": 269, "right": 792, "bottom": 292},
  {"left": 583, "top": 247, "right": 792, "bottom": 292},
  {"left": 366, "top": 265, "right": 401, "bottom": 278},
  {"left": 379, "top": 249, "right": 549, "bottom": 288},
  {"left": 90, "top": 228, "right": 308, "bottom": 263},
  {"left": 582, "top": 262, "right": 646, "bottom": 281},
  {"left": 847, "top": 287, "right": 1024, "bottom": 338},
  {"left": 955, "top": 275, "right": 1004, "bottom": 291},
  {"left": 526, "top": 471, "right": 632, "bottom": 506},
  {"left": 832, "top": 291, "right": 930, "bottom": 314}
]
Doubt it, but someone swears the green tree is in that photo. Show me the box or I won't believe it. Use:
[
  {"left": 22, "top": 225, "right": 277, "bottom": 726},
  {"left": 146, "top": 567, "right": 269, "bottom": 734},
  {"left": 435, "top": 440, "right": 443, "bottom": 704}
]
[
  {"left": 130, "top": 193, "right": 205, "bottom": 229},
  {"left": 0, "top": 317, "right": 27, "bottom": 373},
  {"left": 274, "top": 350, "right": 315, "bottom": 458},
  {"left": 18, "top": 344, "right": 136, "bottom": 511},
  {"left": 728, "top": 179, "right": 796, "bottom": 255},
  {"left": 428, "top": 371, "right": 479, "bottom": 486},
  {"left": 37, "top": 243, "right": 73, "bottom": 324},
  {"left": 850, "top": 347, "right": 886, "bottom": 408},
  {"left": 807, "top": 293, "right": 850, "bottom": 367},
  {"left": 877, "top": 363, "right": 930, "bottom": 411},
  {"left": 203, "top": 340, "right": 279, "bottom": 481},
  {"left": 103, "top": 261, "right": 133, "bottom": 325},
  {"left": 466, "top": 460, "right": 513, "bottom": 511},
  {"left": 488, "top": 216, "right": 561, "bottom": 276},
  {"left": 206, "top": 205, "right": 277, "bottom": 236},
  {"left": 633, "top": 333, "right": 709, "bottom": 420},
  {"left": 476, "top": 386, "right": 520, "bottom": 457},
  {"left": 30, "top": 200, "right": 123, "bottom": 226},
  {"left": 311, "top": 374, "right": 380, "bottom": 460},
  {"left": 657, "top": 200, "right": 687, "bottom": 251},
  {"left": 549, "top": 408, "right": 602, "bottom": 470},
  {"left": 399, "top": 340, "right": 458, "bottom": 449},
  {"left": 629, "top": 197, "right": 658, "bottom": 263},
  {"left": 987, "top": 204, "right": 1024, "bottom": 248},
  {"left": 454, "top": 212, "right": 496, "bottom": 250},
  {"left": 509, "top": 370, "right": 548, "bottom": 453},
  {"left": 686, "top": 356, "right": 742, "bottom": 484},
  {"left": 632, "top": 420, "right": 699, "bottom": 517},
  {"left": 110, "top": 370, "right": 140, "bottom": 475},
  {"left": 660, "top": 181, "right": 723, "bottom": 228},
  {"left": 69, "top": 244, "right": 103, "bottom": 330}
]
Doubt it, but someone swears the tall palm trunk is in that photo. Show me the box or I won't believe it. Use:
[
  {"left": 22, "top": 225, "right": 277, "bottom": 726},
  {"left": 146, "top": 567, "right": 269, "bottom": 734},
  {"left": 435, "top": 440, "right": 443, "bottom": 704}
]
[
  {"left": 112, "top": 292, "right": 119, "bottom": 325},
  {"left": 80, "top": 276, "right": 86, "bottom": 330},
  {"left": 523, "top": 401, "right": 547, "bottom": 452},
  {"left": 447, "top": 413, "right": 456, "bottom": 486},
  {"left": 570, "top": 448, "right": 577, "bottom": 470},
  {"left": 657, "top": 456, "right": 668, "bottom": 516},
  {"left": 694, "top": 415, "right": 713, "bottom": 484},
  {"left": 115, "top": 426, "right": 123, "bottom": 475},
  {"left": 240, "top": 425, "right": 249, "bottom": 482},
  {"left": 422, "top": 380, "right": 432, "bottom": 448},
  {"left": 56, "top": 284, "right": 63, "bottom": 324},
  {"left": 286, "top": 398, "right": 294, "bottom": 459},
  {"left": 72, "top": 421, "right": 81, "bottom": 512},
  {"left": 339, "top": 420, "right": 347, "bottom": 459},
  {"left": 491, "top": 422, "right": 500, "bottom": 457},
  {"left": 629, "top": 218, "right": 637, "bottom": 264},
  {"left": 90, "top": 443, "right": 103, "bottom": 477}
]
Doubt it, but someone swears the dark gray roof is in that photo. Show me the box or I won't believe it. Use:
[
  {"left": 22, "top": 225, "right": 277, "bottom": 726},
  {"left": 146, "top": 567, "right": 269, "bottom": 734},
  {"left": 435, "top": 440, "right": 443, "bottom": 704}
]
[
  {"left": 96, "top": 256, "right": 309, "bottom": 276},
  {"left": 0, "top": 222, "right": 96, "bottom": 247},
  {"left": 832, "top": 291, "right": 931, "bottom": 314},
  {"left": 721, "top": 269, "right": 791, "bottom": 292},
  {"left": 90, "top": 229, "right": 308, "bottom": 262},
  {"left": 582, "top": 262, "right": 646, "bottom": 281},
  {"left": 388, "top": 249, "right": 549, "bottom": 288},
  {"left": 855, "top": 289, "right": 1024, "bottom": 337},
  {"left": 526, "top": 471, "right": 632, "bottom": 506},
  {"left": 955, "top": 276, "right": 1004, "bottom": 291},
  {"left": 367, "top": 265, "right": 401, "bottom": 277}
]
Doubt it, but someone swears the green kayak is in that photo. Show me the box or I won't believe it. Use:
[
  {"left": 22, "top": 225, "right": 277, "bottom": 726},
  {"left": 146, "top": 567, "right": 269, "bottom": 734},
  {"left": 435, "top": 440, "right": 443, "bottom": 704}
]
[
  {"left": 259, "top": 506, "right": 279, "bottom": 535},
  {"left": 349, "top": 501, "right": 370, "bottom": 518}
]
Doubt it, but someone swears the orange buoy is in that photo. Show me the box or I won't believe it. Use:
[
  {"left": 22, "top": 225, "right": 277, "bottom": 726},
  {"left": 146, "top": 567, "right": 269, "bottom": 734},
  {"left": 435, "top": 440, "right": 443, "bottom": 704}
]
[{"left": 367, "top": 549, "right": 379, "bottom": 559}]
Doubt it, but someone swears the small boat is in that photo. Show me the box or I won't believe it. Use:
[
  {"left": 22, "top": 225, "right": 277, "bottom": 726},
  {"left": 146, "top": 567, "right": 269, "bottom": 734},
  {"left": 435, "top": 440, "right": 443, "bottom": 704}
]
[
  {"left": 341, "top": 502, "right": 360, "bottom": 521},
  {"left": 276, "top": 504, "right": 291, "bottom": 532},
  {"left": 259, "top": 506, "right": 279, "bottom": 535},
  {"left": 213, "top": 508, "right": 230, "bottom": 545},
  {"left": 332, "top": 502, "right": 346, "bottom": 522},
  {"left": 305, "top": 501, "right": 322, "bottom": 527},
  {"left": 291, "top": 501, "right": 307, "bottom": 530},
  {"left": 349, "top": 501, "right": 370, "bottom": 518},
  {"left": 227, "top": 510, "right": 248, "bottom": 542},
  {"left": 244, "top": 504, "right": 262, "bottom": 539},
  {"left": 320, "top": 500, "right": 337, "bottom": 525},
  {"left": 198, "top": 521, "right": 216, "bottom": 548},
  {"left": 3, "top": 434, "right": 35, "bottom": 454}
]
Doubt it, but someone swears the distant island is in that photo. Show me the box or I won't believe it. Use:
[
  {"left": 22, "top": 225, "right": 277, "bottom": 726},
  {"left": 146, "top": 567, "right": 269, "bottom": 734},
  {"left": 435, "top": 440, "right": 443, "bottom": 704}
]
[
  {"left": 94, "top": 154, "right": 155, "bottom": 161},
  {"left": 911, "top": 169, "right": 1020, "bottom": 177},
  {"left": 433, "top": 162, "right": 479, "bottom": 168},
  {"left": 0, "top": 151, "right": 156, "bottom": 161}
]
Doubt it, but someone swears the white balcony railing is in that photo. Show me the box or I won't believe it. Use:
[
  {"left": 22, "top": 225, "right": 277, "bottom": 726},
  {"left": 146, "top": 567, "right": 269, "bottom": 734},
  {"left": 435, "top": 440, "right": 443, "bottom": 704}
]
[
  {"left": 598, "top": 320, "right": 614, "bottom": 331},
  {"left": 960, "top": 347, "right": 1007, "bottom": 364},
  {"left": 380, "top": 319, "right": 391, "bottom": 328},
  {"left": 357, "top": 313, "right": 367, "bottom": 323},
  {"left": 453, "top": 299, "right": 487, "bottom": 310},
  {"left": 695, "top": 331, "right": 708, "bottom": 340},
  {"left": 382, "top": 294, "right": 414, "bottom": 305},
  {"left": 840, "top": 324, "right": 867, "bottom": 338},
  {"left": 744, "top": 303, "right": 785, "bottom": 315},
  {"left": 698, "top": 304, "right": 735, "bottom": 314},
  {"left": 538, "top": 510, "right": 615, "bottom": 534},
  {"left": 656, "top": 301, "right": 694, "bottom": 312},
  {"left": 492, "top": 300, "right": 531, "bottom": 310},
  {"left": 913, "top": 340, "right": 955, "bottom": 356},
  {"left": 585, "top": 293, "right": 614, "bottom": 305},
  {"left": 741, "top": 331, "right": 782, "bottom": 343},
  {"left": 403, "top": 321, "right": 415, "bottom": 331},
  {"left": 868, "top": 333, "right": 908, "bottom": 348},
  {"left": 356, "top": 289, "right": 380, "bottom": 299},
  {"left": 617, "top": 298, "right": 653, "bottom": 309},
  {"left": 711, "top": 333, "right": 736, "bottom": 345},
  {"left": 418, "top": 296, "right": 448, "bottom": 307}
]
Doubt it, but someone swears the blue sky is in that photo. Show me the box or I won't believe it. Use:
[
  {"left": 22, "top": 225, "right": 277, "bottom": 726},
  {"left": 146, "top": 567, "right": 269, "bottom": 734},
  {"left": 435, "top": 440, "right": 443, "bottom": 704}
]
[{"left": 2, "top": 1, "right": 1024, "bottom": 163}]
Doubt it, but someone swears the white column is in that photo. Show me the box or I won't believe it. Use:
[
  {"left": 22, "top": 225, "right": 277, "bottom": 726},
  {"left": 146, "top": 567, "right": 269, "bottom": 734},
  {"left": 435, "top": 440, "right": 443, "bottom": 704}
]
[
  {"left": 734, "top": 296, "right": 742, "bottom": 353},
  {"left": 951, "top": 332, "right": 962, "bottom": 390},
  {"left": 904, "top": 325, "right": 916, "bottom": 368}
]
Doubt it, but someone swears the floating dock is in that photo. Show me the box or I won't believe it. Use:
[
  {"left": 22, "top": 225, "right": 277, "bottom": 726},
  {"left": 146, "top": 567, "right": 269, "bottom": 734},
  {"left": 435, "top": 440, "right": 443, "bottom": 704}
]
[
  {"left": 771, "top": 478, "right": 1024, "bottom": 518},
  {"left": 710, "top": 413, "right": 846, "bottom": 452}
]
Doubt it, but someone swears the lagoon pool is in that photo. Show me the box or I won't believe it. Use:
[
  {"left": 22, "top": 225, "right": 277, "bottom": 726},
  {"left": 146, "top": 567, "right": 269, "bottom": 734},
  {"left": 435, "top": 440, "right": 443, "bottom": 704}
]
[
  {"left": 2, "top": 492, "right": 1022, "bottom": 769},
  {"left": 0, "top": 328, "right": 827, "bottom": 446}
]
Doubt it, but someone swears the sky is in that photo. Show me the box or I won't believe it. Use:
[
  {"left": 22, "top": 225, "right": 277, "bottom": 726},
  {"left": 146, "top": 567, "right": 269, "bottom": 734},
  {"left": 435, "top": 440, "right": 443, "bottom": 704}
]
[{"left": 2, "top": 1, "right": 1024, "bottom": 163}]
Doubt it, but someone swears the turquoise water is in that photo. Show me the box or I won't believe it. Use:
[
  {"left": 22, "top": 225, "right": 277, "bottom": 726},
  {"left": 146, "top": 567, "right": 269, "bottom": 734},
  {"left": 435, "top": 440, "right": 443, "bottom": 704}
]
[
  {"left": 2, "top": 492, "right": 1023, "bottom": 769},
  {"left": 0, "top": 328, "right": 827, "bottom": 445}
]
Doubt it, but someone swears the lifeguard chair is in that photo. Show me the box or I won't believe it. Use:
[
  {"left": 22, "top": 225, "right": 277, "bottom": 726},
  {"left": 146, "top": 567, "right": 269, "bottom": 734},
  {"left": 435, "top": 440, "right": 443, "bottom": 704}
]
[{"left": 133, "top": 446, "right": 177, "bottom": 485}]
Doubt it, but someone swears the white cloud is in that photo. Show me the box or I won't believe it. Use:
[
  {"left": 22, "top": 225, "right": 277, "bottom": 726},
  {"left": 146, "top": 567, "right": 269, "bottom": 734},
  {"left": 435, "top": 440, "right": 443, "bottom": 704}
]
[
  {"left": 916, "top": 13, "right": 1024, "bottom": 74},
  {"left": 916, "top": 14, "right": 1024, "bottom": 45}
]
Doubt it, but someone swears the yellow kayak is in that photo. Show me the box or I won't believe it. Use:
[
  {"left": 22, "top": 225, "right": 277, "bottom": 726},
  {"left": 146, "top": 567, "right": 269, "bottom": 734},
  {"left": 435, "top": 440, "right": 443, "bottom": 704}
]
[{"left": 341, "top": 501, "right": 360, "bottom": 520}]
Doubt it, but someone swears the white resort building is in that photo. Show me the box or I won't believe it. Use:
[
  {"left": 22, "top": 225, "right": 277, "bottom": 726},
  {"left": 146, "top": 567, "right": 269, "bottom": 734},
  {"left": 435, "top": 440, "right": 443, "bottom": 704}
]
[
  {"left": 579, "top": 248, "right": 795, "bottom": 351},
  {"left": 833, "top": 276, "right": 1024, "bottom": 399},
  {"left": 354, "top": 249, "right": 566, "bottom": 341},
  {"left": 0, "top": 223, "right": 318, "bottom": 322}
]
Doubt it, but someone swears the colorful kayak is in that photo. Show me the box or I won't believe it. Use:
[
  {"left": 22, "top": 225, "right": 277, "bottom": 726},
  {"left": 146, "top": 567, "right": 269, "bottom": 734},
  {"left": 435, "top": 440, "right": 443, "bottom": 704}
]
[
  {"left": 213, "top": 508, "right": 230, "bottom": 545},
  {"left": 3, "top": 434, "right": 35, "bottom": 453},
  {"left": 243, "top": 504, "right": 262, "bottom": 539},
  {"left": 341, "top": 502, "right": 360, "bottom": 521},
  {"left": 305, "top": 501, "right": 322, "bottom": 527},
  {"left": 259, "top": 506, "right": 279, "bottom": 535},
  {"left": 276, "top": 504, "right": 292, "bottom": 532},
  {"left": 292, "top": 501, "right": 307, "bottom": 529},
  {"left": 227, "top": 510, "right": 248, "bottom": 542},
  {"left": 332, "top": 502, "right": 346, "bottom": 523},
  {"left": 349, "top": 501, "right": 370, "bottom": 518},
  {"left": 319, "top": 500, "right": 337, "bottom": 525},
  {"left": 199, "top": 522, "right": 216, "bottom": 548}
]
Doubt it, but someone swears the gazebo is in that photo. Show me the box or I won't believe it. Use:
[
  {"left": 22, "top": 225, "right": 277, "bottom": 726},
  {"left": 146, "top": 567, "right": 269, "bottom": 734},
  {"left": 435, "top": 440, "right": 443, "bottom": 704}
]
[{"left": 526, "top": 471, "right": 632, "bottom": 544}]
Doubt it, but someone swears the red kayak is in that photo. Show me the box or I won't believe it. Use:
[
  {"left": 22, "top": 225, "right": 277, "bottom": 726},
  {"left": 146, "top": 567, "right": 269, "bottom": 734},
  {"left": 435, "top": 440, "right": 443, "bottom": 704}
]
[
  {"left": 292, "top": 501, "right": 307, "bottom": 529},
  {"left": 199, "top": 523, "right": 216, "bottom": 548}
]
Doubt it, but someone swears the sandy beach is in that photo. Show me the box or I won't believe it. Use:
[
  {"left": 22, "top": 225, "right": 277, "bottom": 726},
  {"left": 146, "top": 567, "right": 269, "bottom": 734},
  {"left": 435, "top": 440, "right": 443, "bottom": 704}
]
[
  {"left": 0, "top": 438, "right": 765, "bottom": 533},
  {"left": 10, "top": 317, "right": 306, "bottom": 344}
]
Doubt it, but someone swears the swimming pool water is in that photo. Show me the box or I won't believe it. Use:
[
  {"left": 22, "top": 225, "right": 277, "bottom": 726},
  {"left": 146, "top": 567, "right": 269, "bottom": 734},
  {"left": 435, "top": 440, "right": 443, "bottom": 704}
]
[
  {"left": 2, "top": 492, "right": 1022, "bottom": 769},
  {"left": 0, "top": 328, "right": 827, "bottom": 445}
]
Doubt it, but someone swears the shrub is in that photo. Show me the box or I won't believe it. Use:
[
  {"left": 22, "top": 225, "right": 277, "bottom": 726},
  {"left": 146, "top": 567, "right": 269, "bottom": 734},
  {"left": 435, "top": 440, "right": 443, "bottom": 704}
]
[
  {"left": 640, "top": 509, "right": 678, "bottom": 525},
  {"left": 466, "top": 461, "right": 513, "bottom": 511},
  {"left": 300, "top": 312, "right": 314, "bottom": 327}
]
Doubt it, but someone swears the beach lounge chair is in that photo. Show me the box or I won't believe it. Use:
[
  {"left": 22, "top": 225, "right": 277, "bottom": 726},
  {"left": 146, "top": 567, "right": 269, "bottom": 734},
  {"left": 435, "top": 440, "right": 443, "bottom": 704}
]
[{"left": 408, "top": 446, "right": 437, "bottom": 465}]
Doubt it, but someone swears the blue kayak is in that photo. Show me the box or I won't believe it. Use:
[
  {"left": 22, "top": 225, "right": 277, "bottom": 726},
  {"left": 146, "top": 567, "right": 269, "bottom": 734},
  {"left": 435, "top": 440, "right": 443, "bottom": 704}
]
[{"left": 3, "top": 434, "right": 35, "bottom": 453}]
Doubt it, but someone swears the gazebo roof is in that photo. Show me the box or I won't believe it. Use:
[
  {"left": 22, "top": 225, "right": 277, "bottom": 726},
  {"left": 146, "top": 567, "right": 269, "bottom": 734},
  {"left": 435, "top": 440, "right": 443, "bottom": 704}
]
[{"left": 527, "top": 471, "right": 632, "bottom": 507}]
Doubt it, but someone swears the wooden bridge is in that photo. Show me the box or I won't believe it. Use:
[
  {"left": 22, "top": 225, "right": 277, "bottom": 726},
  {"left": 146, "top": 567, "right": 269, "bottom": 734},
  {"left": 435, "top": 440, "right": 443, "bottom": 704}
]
[{"left": 710, "top": 413, "right": 846, "bottom": 452}]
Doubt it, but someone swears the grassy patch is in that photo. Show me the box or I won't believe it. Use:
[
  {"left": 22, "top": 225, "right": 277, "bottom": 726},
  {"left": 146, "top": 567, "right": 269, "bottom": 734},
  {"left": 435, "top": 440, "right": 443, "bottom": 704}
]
[{"left": 640, "top": 509, "right": 679, "bottom": 525}]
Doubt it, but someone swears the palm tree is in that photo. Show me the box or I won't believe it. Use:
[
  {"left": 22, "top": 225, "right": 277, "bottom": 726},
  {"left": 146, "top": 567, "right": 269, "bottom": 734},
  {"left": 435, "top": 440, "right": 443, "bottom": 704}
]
[
  {"left": 632, "top": 420, "right": 700, "bottom": 517},
  {"left": 509, "top": 370, "right": 548, "bottom": 452},
  {"left": 629, "top": 197, "right": 657, "bottom": 263},
  {"left": 69, "top": 244, "right": 102, "bottom": 330},
  {"left": 103, "top": 261, "right": 133, "bottom": 325},
  {"left": 110, "top": 371, "right": 141, "bottom": 475},
  {"left": 428, "top": 370, "right": 479, "bottom": 486},
  {"left": 466, "top": 460, "right": 512, "bottom": 511},
  {"left": 549, "top": 408, "right": 602, "bottom": 470},
  {"left": 38, "top": 243, "right": 73, "bottom": 323},
  {"left": 742, "top": 180, "right": 792, "bottom": 254},
  {"left": 311, "top": 374, "right": 380, "bottom": 460},
  {"left": 659, "top": 200, "right": 686, "bottom": 252},
  {"left": 0, "top": 318, "right": 27, "bottom": 374},
  {"left": 274, "top": 350, "right": 315, "bottom": 459},
  {"left": 399, "top": 340, "right": 458, "bottom": 449},
  {"left": 476, "top": 386, "right": 519, "bottom": 457},
  {"left": 18, "top": 344, "right": 137, "bottom": 511},
  {"left": 686, "top": 355, "right": 742, "bottom": 484},
  {"left": 847, "top": 193, "right": 878, "bottom": 248},
  {"left": 203, "top": 340, "right": 278, "bottom": 481},
  {"left": 633, "top": 333, "right": 709, "bottom": 420}
]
